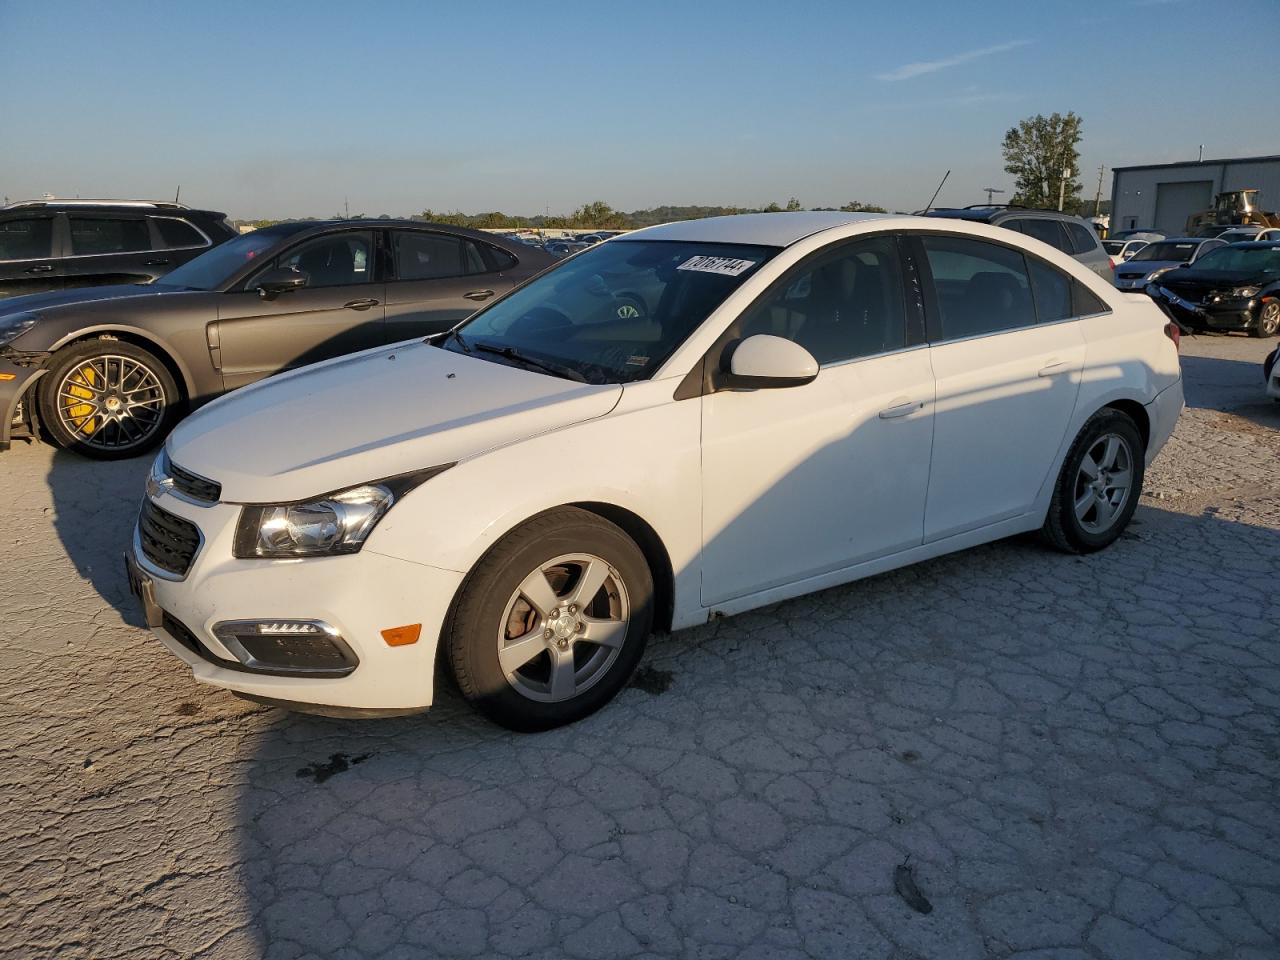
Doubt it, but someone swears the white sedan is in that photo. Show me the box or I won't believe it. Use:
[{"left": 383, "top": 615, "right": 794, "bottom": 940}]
[{"left": 128, "top": 212, "right": 1184, "bottom": 730}]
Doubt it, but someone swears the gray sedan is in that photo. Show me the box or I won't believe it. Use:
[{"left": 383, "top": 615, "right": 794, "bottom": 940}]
[
  {"left": 1112, "top": 236, "right": 1227, "bottom": 292},
  {"left": 0, "top": 220, "right": 553, "bottom": 458}
]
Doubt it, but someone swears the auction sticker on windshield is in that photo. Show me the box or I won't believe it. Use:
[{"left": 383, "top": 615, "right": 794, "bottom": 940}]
[{"left": 677, "top": 255, "right": 758, "bottom": 277}]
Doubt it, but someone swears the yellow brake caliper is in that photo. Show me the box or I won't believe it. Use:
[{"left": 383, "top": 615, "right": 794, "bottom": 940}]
[{"left": 64, "top": 363, "right": 98, "bottom": 435}]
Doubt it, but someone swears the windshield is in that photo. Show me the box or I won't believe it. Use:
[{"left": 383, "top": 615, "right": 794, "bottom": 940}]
[
  {"left": 1189, "top": 246, "right": 1280, "bottom": 274},
  {"left": 446, "top": 240, "right": 778, "bottom": 383},
  {"left": 1131, "top": 241, "right": 1199, "bottom": 263},
  {"left": 155, "top": 230, "right": 287, "bottom": 290}
]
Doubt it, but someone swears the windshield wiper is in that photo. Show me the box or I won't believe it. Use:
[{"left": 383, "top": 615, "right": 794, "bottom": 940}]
[
  {"left": 443, "top": 328, "right": 472, "bottom": 353},
  {"left": 472, "top": 342, "right": 588, "bottom": 383}
]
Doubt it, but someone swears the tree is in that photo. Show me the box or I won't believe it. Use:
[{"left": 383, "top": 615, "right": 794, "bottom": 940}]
[
  {"left": 784, "top": 197, "right": 803, "bottom": 211},
  {"left": 1001, "top": 112, "right": 1084, "bottom": 211},
  {"left": 839, "top": 201, "right": 888, "bottom": 213}
]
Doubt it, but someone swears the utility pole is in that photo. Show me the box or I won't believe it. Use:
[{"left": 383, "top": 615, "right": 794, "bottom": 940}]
[
  {"left": 983, "top": 187, "right": 1005, "bottom": 205},
  {"left": 1058, "top": 166, "right": 1072, "bottom": 212},
  {"left": 344, "top": 197, "right": 349, "bottom": 220},
  {"left": 1093, "top": 164, "right": 1105, "bottom": 217},
  {"left": 1198, "top": 144, "right": 1204, "bottom": 162}
]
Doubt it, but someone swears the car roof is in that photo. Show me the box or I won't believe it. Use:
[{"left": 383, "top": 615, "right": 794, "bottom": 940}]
[{"left": 620, "top": 212, "right": 894, "bottom": 247}]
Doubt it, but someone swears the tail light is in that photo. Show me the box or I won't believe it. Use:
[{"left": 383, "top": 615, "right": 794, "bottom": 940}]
[
  {"left": 1108, "top": 257, "right": 1116, "bottom": 271},
  {"left": 1163, "top": 322, "right": 1181, "bottom": 350}
]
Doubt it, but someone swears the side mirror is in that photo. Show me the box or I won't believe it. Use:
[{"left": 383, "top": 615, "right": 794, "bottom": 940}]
[
  {"left": 719, "top": 334, "right": 818, "bottom": 390},
  {"left": 255, "top": 267, "right": 308, "bottom": 299}
]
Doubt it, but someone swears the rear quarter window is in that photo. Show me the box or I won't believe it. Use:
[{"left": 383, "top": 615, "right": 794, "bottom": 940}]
[{"left": 1065, "top": 222, "right": 1100, "bottom": 254}]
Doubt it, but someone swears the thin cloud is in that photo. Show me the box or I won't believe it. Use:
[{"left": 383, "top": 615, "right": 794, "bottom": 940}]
[{"left": 876, "top": 40, "right": 1032, "bottom": 81}]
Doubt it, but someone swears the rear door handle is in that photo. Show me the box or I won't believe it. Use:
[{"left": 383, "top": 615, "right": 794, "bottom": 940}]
[
  {"left": 145, "top": 258, "right": 170, "bottom": 266},
  {"left": 1038, "top": 359, "right": 1069, "bottom": 377},
  {"left": 878, "top": 398, "right": 924, "bottom": 419},
  {"left": 26, "top": 264, "right": 53, "bottom": 273},
  {"left": 344, "top": 298, "right": 380, "bottom": 310},
  {"left": 464, "top": 289, "right": 495, "bottom": 302}
]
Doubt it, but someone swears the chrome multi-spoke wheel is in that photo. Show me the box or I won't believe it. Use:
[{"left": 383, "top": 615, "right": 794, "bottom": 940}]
[
  {"left": 498, "top": 553, "right": 630, "bottom": 703},
  {"left": 447, "top": 507, "right": 654, "bottom": 731},
  {"left": 1043, "top": 409, "right": 1145, "bottom": 554},
  {"left": 56, "top": 354, "right": 167, "bottom": 451},
  {"left": 38, "top": 341, "right": 179, "bottom": 459},
  {"left": 1073, "top": 433, "right": 1134, "bottom": 534},
  {"left": 1255, "top": 300, "right": 1280, "bottom": 338}
]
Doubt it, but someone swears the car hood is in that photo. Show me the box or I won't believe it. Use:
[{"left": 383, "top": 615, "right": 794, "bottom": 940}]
[
  {"left": 1159, "top": 267, "right": 1266, "bottom": 287},
  {"left": 0, "top": 283, "right": 187, "bottom": 316},
  {"left": 1115, "top": 260, "right": 1182, "bottom": 276},
  {"left": 166, "top": 340, "right": 623, "bottom": 502}
]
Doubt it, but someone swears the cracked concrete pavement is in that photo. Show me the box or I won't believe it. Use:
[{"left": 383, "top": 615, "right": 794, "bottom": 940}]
[{"left": 2, "top": 333, "right": 1278, "bottom": 959}]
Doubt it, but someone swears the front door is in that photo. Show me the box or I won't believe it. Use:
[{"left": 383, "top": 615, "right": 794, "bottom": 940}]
[
  {"left": 0, "top": 215, "right": 61, "bottom": 299},
  {"left": 382, "top": 229, "right": 514, "bottom": 342},
  {"left": 215, "top": 230, "right": 384, "bottom": 391},
  {"left": 915, "top": 233, "right": 1086, "bottom": 541},
  {"left": 699, "top": 234, "right": 935, "bottom": 606}
]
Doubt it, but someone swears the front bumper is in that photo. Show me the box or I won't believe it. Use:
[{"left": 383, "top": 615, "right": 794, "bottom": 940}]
[
  {"left": 0, "top": 358, "right": 44, "bottom": 451},
  {"left": 131, "top": 490, "right": 464, "bottom": 712},
  {"left": 1151, "top": 287, "right": 1261, "bottom": 332}
]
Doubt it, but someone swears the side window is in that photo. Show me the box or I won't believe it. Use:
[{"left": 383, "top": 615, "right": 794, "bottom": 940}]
[
  {"left": 1071, "top": 281, "right": 1109, "bottom": 317},
  {"left": 1027, "top": 258, "right": 1073, "bottom": 322},
  {"left": 69, "top": 217, "right": 151, "bottom": 255},
  {"left": 393, "top": 231, "right": 488, "bottom": 280},
  {"left": 153, "top": 217, "right": 207, "bottom": 249},
  {"left": 1065, "top": 222, "right": 1099, "bottom": 254},
  {"left": 1018, "top": 218, "right": 1070, "bottom": 252},
  {"left": 737, "top": 235, "right": 906, "bottom": 364},
  {"left": 922, "top": 235, "right": 1036, "bottom": 340},
  {"left": 486, "top": 244, "right": 519, "bottom": 271},
  {"left": 0, "top": 217, "right": 53, "bottom": 260},
  {"left": 273, "top": 233, "right": 371, "bottom": 287}
]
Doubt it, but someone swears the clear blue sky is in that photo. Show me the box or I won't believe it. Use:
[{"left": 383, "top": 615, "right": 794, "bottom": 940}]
[{"left": 2, "top": 0, "right": 1277, "bottom": 219}]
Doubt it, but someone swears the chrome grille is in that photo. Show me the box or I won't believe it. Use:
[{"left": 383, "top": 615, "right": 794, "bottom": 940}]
[
  {"left": 168, "top": 459, "right": 221, "bottom": 503},
  {"left": 138, "top": 499, "right": 201, "bottom": 576}
]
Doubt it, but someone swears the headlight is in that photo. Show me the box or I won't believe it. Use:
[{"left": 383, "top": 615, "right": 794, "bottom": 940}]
[
  {"left": 1231, "top": 286, "right": 1260, "bottom": 298},
  {"left": 1144, "top": 267, "right": 1172, "bottom": 282},
  {"left": 0, "top": 312, "right": 39, "bottom": 347},
  {"left": 233, "top": 465, "right": 452, "bottom": 559}
]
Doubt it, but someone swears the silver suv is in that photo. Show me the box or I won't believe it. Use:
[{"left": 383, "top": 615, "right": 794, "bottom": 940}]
[{"left": 922, "top": 205, "right": 1113, "bottom": 279}]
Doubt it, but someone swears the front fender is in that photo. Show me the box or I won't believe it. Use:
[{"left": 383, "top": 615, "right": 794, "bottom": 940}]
[{"left": 0, "top": 359, "right": 45, "bottom": 451}]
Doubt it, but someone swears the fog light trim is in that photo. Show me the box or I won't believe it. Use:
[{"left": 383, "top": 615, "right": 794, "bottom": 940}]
[{"left": 210, "top": 619, "right": 358, "bottom": 678}]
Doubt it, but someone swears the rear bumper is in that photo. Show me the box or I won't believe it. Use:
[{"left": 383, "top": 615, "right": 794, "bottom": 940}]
[
  {"left": 0, "top": 358, "right": 44, "bottom": 451},
  {"left": 1144, "top": 376, "right": 1184, "bottom": 466}
]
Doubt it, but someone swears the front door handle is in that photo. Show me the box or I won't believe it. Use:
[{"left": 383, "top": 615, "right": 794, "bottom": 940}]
[
  {"left": 464, "top": 289, "right": 495, "bottom": 302},
  {"left": 344, "top": 298, "right": 380, "bottom": 311},
  {"left": 26, "top": 264, "right": 53, "bottom": 273},
  {"left": 145, "top": 258, "right": 170, "bottom": 266},
  {"left": 878, "top": 398, "right": 924, "bottom": 419},
  {"left": 1038, "top": 359, "right": 1069, "bottom": 377}
]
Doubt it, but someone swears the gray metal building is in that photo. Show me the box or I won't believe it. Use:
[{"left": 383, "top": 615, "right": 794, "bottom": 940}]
[{"left": 1109, "top": 154, "right": 1280, "bottom": 235}]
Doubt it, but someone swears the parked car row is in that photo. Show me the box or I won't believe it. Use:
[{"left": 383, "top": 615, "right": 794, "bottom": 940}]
[{"left": 1146, "top": 241, "right": 1280, "bottom": 338}]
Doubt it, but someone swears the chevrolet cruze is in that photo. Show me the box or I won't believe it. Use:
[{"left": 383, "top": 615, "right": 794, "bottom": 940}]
[{"left": 128, "top": 212, "right": 1184, "bottom": 730}]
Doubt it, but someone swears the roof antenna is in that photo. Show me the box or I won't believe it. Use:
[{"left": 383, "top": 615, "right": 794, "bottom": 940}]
[
  {"left": 174, "top": 184, "right": 181, "bottom": 204},
  {"left": 922, "top": 170, "right": 950, "bottom": 213}
]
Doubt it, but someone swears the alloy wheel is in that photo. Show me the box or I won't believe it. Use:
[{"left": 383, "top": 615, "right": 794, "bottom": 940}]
[
  {"left": 497, "top": 552, "right": 630, "bottom": 703},
  {"left": 1260, "top": 301, "right": 1280, "bottom": 337},
  {"left": 56, "top": 355, "right": 167, "bottom": 451},
  {"left": 1073, "top": 433, "right": 1134, "bottom": 534}
]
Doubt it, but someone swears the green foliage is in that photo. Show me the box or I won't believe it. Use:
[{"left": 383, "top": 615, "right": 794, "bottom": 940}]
[
  {"left": 1002, "top": 112, "right": 1084, "bottom": 210},
  {"left": 839, "top": 200, "right": 888, "bottom": 213}
]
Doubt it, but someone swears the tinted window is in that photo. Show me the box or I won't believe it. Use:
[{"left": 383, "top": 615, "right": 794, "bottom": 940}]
[
  {"left": 1190, "top": 246, "right": 1280, "bottom": 274},
  {"left": 69, "top": 217, "right": 151, "bottom": 255},
  {"left": 153, "top": 217, "right": 206, "bottom": 249},
  {"left": 1065, "top": 222, "right": 1099, "bottom": 254},
  {"left": 1017, "top": 218, "right": 1070, "bottom": 252},
  {"left": 487, "top": 244, "right": 519, "bottom": 271},
  {"left": 157, "top": 230, "right": 285, "bottom": 290},
  {"left": 738, "top": 236, "right": 906, "bottom": 364},
  {"left": 1072, "top": 281, "right": 1109, "bottom": 316},
  {"left": 394, "top": 231, "right": 487, "bottom": 280},
  {"left": 1132, "top": 241, "right": 1198, "bottom": 263},
  {"left": 0, "top": 218, "right": 53, "bottom": 260},
  {"left": 275, "top": 234, "right": 371, "bottom": 287},
  {"left": 923, "top": 236, "right": 1035, "bottom": 340},
  {"left": 1028, "top": 259, "right": 1073, "bottom": 322}
]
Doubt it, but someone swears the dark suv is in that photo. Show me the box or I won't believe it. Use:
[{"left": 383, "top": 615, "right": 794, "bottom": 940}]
[
  {"left": 0, "top": 200, "right": 237, "bottom": 299},
  {"left": 922, "top": 205, "right": 1113, "bottom": 279}
]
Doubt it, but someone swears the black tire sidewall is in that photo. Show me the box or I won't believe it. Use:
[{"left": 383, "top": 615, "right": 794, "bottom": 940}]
[
  {"left": 38, "top": 340, "right": 179, "bottom": 460},
  {"left": 447, "top": 509, "right": 654, "bottom": 731},
  {"left": 1054, "top": 412, "right": 1145, "bottom": 552}
]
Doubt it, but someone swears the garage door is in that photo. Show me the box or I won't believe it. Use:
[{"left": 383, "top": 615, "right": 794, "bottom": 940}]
[{"left": 1154, "top": 180, "right": 1213, "bottom": 234}]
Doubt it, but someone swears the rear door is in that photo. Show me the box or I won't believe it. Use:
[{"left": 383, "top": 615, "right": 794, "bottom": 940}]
[
  {"left": 146, "top": 215, "right": 214, "bottom": 273},
  {"left": 214, "top": 230, "right": 384, "bottom": 391},
  {"left": 0, "top": 214, "right": 60, "bottom": 299},
  {"left": 382, "top": 229, "right": 515, "bottom": 342},
  {"left": 63, "top": 213, "right": 162, "bottom": 289},
  {"left": 915, "top": 233, "right": 1088, "bottom": 541}
]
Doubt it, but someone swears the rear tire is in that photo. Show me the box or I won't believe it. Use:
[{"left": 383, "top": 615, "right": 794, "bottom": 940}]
[
  {"left": 1041, "top": 409, "right": 1145, "bottom": 554},
  {"left": 37, "top": 340, "right": 178, "bottom": 460},
  {"left": 445, "top": 507, "right": 654, "bottom": 731}
]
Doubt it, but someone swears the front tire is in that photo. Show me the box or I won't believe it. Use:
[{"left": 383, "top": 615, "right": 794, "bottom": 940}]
[
  {"left": 1250, "top": 300, "right": 1279, "bottom": 339},
  {"left": 1041, "top": 409, "right": 1145, "bottom": 554},
  {"left": 37, "top": 340, "right": 178, "bottom": 460},
  {"left": 445, "top": 507, "right": 654, "bottom": 731}
]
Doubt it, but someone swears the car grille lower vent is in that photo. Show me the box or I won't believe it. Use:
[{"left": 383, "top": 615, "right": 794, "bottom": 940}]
[
  {"left": 138, "top": 499, "right": 201, "bottom": 576},
  {"left": 169, "top": 460, "right": 222, "bottom": 503}
]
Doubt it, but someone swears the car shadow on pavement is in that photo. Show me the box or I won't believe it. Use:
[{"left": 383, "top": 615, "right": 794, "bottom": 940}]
[
  {"left": 45, "top": 447, "right": 151, "bottom": 627},
  {"left": 1179, "top": 349, "right": 1280, "bottom": 431},
  {"left": 225, "top": 498, "right": 1280, "bottom": 959}
]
